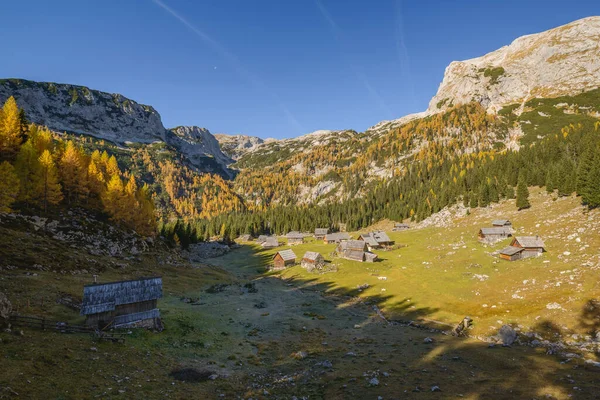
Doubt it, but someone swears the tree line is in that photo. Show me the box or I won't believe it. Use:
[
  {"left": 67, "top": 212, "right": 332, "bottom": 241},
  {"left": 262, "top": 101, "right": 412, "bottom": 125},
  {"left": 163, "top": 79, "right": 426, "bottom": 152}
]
[{"left": 0, "top": 97, "right": 156, "bottom": 236}]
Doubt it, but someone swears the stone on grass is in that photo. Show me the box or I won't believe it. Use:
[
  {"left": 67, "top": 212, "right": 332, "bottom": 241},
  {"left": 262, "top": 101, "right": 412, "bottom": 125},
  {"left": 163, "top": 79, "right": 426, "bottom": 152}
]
[
  {"left": 498, "top": 325, "right": 517, "bottom": 345},
  {"left": 369, "top": 377, "right": 379, "bottom": 386}
]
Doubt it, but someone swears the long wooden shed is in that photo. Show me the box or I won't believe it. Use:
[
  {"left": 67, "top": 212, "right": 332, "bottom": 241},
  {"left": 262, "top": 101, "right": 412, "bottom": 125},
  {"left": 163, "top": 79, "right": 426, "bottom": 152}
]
[{"left": 80, "top": 277, "right": 162, "bottom": 329}]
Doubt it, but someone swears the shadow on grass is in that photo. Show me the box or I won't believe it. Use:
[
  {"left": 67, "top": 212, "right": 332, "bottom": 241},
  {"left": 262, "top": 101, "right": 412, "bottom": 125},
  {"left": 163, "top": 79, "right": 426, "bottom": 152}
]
[{"left": 201, "top": 244, "right": 600, "bottom": 399}]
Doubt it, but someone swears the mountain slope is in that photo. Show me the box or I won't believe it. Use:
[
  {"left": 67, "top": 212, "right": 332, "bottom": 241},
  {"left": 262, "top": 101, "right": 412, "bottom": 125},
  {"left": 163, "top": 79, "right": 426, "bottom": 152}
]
[
  {"left": 0, "top": 79, "right": 233, "bottom": 177},
  {"left": 214, "top": 133, "right": 273, "bottom": 160},
  {"left": 428, "top": 16, "right": 600, "bottom": 114}
]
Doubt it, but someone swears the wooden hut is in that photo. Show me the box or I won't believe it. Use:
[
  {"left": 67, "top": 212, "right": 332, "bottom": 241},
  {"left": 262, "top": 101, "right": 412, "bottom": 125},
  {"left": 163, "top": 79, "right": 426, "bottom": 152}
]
[
  {"left": 301, "top": 251, "right": 325, "bottom": 271},
  {"left": 286, "top": 231, "right": 305, "bottom": 245},
  {"left": 257, "top": 235, "right": 268, "bottom": 243},
  {"left": 273, "top": 249, "right": 297, "bottom": 270},
  {"left": 478, "top": 227, "right": 512, "bottom": 243},
  {"left": 492, "top": 219, "right": 512, "bottom": 227},
  {"left": 358, "top": 231, "right": 394, "bottom": 250},
  {"left": 261, "top": 236, "right": 279, "bottom": 248},
  {"left": 314, "top": 228, "right": 329, "bottom": 240},
  {"left": 499, "top": 236, "right": 545, "bottom": 261},
  {"left": 393, "top": 223, "right": 410, "bottom": 231},
  {"left": 324, "top": 232, "right": 351, "bottom": 244},
  {"left": 337, "top": 240, "right": 368, "bottom": 262},
  {"left": 80, "top": 277, "right": 162, "bottom": 329}
]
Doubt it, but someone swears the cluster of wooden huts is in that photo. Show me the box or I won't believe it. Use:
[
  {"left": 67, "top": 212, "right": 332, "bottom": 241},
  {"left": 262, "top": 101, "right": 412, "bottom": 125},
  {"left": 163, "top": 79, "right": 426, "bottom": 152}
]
[
  {"left": 358, "top": 231, "right": 394, "bottom": 251},
  {"left": 478, "top": 219, "right": 546, "bottom": 261},
  {"left": 336, "top": 239, "right": 378, "bottom": 262}
]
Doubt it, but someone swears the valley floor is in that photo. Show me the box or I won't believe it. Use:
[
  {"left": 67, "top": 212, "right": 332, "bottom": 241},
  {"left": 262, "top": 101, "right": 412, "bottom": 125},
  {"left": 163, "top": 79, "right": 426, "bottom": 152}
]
[{"left": 1, "top": 190, "right": 600, "bottom": 399}]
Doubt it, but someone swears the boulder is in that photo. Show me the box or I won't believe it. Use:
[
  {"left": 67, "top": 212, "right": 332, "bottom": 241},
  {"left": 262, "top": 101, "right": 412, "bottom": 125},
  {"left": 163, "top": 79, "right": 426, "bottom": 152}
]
[{"left": 498, "top": 325, "right": 517, "bottom": 345}]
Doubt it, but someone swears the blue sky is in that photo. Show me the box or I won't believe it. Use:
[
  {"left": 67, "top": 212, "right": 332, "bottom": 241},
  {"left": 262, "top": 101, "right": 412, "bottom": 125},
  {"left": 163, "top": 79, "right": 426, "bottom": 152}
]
[{"left": 2, "top": 1, "right": 598, "bottom": 139}]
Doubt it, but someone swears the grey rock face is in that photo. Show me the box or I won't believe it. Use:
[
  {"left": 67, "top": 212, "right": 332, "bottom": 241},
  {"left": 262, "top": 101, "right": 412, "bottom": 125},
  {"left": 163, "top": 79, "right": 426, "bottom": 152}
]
[
  {"left": 428, "top": 17, "right": 600, "bottom": 114},
  {"left": 166, "top": 126, "right": 234, "bottom": 177},
  {"left": 0, "top": 79, "right": 233, "bottom": 177},
  {"left": 214, "top": 133, "right": 269, "bottom": 160},
  {"left": 0, "top": 79, "right": 165, "bottom": 143}
]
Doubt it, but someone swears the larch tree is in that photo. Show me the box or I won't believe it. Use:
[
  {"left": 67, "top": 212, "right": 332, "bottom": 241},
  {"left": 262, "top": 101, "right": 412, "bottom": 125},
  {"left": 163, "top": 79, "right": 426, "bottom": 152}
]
[
  {"left": 38, "top": 149, "right": 63, "bottom": 212},
  {"left": 102, "top": 173, "right": 125, "bottom": 222},
  {"left": 59, "top": 140, "right": 86, "bottom": 204},
  {"left": 0, "top": 96, "right": 25, "bottom": 161},
  {"left": 14, "top": 140, "right": 42, "bottom": 206},
  {"left": 0, "top": 161, "right": 20, "bottom": 212}
]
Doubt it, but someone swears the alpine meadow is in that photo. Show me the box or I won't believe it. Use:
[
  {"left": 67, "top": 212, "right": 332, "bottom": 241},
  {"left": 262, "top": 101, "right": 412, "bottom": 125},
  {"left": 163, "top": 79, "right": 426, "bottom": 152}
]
[{"left": 1, "top": 5, "right": 600, "bottom": 400}]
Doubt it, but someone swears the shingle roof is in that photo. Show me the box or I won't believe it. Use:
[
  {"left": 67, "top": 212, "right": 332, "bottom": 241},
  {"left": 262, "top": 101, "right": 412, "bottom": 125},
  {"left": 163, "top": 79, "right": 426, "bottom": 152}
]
[
  {"left": 514, "top": 236, "right": 545, "bottom": 249},
  {"left": 257, "top": 235, "right": 268, "bottom": 242},
  {"left": 480, "top": 227, "right": 511, "bottom": 235},
  {"left": 373, "top": 231, "right": 391, "bottom": 243},
  {"left": 276, "top": 249, "right": 297, "bottom": 261},
  {"left": 343, "top": 249, "right": 365, "bottom": 261},
  {"left": 492, "top": 219, "right": 511, "bottom": 226},
  {"left": 325, "top": 232, "right": 351, "bottom": 241},
  {"left": 500, "top": 246, "right": 523, "bottom": 256},
  {"left": 360, "top": 233, "right": 380, "bottom": 247},
  {"left": 303, "top": 251, "right": 322, "bottom": 262},
  {"left": 286, "top": 231, "right": 304, "bottom": 239},
  {"left": 365, "top": 252, "right": 378, "bottom": 262},
  {"left": 81, "top": 277, "right": 162, "bottom": 316},
  {"left": 394, "top": 223, "right": 410, "bottom": 228},
  {"left": 339, "top": 240, "right": 367, "bottom": 251},
  {"left": 315, "top": 228, "right": 329, "bottom": 235}
]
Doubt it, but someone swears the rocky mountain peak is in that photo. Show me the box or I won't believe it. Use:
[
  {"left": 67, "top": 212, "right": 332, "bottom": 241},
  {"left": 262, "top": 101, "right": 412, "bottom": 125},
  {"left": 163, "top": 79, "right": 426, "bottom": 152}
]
[{"left": 428, "top": 16, "right": 600, "bottom": 114}]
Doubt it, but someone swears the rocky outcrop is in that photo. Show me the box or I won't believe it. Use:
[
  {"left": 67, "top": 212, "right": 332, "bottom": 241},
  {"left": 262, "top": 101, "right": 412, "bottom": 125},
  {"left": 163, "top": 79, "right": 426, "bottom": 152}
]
[
  {"left": 428, "top": 16, "right": 600, "bottom": 114},
  {"left": 0, "top": 79, "right": 165, "bottom": 143},
  {"left": 214, "top": 133, "right": 273, "bottom": 160},
  {"left": 167, "top": 126, "right": 234, "bottom": 177},
  {"left": 0, "top": 79, "right": 236, "bottom": 176}
]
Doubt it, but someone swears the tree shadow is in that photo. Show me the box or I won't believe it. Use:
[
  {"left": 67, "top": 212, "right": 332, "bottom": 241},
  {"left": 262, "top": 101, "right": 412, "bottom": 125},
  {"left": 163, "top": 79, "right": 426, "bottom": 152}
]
[{"left": 579, "top": 299, "right": 600, "bottom": 339}]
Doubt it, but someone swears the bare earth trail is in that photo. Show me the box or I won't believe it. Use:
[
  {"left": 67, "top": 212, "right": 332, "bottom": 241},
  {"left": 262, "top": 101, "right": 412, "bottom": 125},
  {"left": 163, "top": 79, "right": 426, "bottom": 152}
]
[{"left": 190, "top": 246, "right": 600, "bottom": 399}]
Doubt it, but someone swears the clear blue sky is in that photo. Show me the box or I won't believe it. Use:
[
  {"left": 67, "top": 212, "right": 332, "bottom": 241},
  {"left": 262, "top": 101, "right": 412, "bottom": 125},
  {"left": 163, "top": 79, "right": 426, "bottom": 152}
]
[{"left": 2, "top": 1, "right": 598, "bottom": 139}]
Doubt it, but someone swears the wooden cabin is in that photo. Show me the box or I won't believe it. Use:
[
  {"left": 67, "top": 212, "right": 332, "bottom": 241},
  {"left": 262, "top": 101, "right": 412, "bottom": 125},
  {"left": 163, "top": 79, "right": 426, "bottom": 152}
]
[
  {"left": 492, "top": 219, "right": 512, "bottom": 227},
  {"left": 257, "top": 235, "right": 268, "bottom": 243},
  {"left": 301, "top": 251, "right": 325, "bottom": 272},
  {"left": 337, "top": 240, "right": 369, "bottom": 262},
  {"left": 324, "top": 232, "right": 351, "bottom": 244},
  {"left": 80, "top": 277, "right": 162, "bottom": 329},
  {"left": 273, "top": 249, "right": 297, "bottom": 270},
  {"left": 499, "top": 236, "right": 545, "bottom": 261},
  {"left": 478, "top": 227, "right": 512, "bottom": 243},
  {"left": 358, "top": 231, "right": 394, "bottom": 250},
  {"left": 261, "top": 236, "right": 279, "bottom": 248},
  {"left": 393, "top": 223, "right": 410, "bottom": 232},
  {"left": 314, "top": 228, "right": 329, "bottom": 240},
  {"left": 286, "top": 231, "right": 304, "bottom": 245}
]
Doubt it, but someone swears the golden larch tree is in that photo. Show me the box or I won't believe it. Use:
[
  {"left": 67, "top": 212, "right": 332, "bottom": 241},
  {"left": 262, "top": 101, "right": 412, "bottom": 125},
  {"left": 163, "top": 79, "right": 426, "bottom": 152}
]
[
  {"left": 38, "top": 149, "right": 63, "bottom": 211},
  {"left": 0, "top": 161, "right": 20, "bottom": 212}
]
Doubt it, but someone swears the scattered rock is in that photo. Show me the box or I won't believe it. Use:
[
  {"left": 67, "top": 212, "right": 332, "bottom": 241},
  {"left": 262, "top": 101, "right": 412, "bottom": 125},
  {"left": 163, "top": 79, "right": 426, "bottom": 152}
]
[
  {"left": 0, "top": 292, "right": 12, "bottom": 320},
  {"left": 498, "top": 325, "right": 517, "bottom": 346},
  {"left": 423, "top": 337, "right": 434, "bottom": 344},
  {"left": 431, "top": 386, "right": 442, "bottom": 392},
  {"left": 292, "top": 351, "right": 308, "bottom": 360},
  {"left": 369, "top": 377, "right": 379, "bottom": 386}
]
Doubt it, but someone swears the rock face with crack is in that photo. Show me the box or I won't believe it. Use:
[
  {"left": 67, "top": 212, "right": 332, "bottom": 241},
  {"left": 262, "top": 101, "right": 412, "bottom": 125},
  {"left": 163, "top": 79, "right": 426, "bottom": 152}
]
[{"left": 428, "top": 17, "right": 600, "bottom": 114}]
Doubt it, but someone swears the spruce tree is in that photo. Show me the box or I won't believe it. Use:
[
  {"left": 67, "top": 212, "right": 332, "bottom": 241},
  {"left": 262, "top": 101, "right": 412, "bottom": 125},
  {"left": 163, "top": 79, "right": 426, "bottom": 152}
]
[{"left": 516, "top": 172, "right": 531, "bottom": 210}]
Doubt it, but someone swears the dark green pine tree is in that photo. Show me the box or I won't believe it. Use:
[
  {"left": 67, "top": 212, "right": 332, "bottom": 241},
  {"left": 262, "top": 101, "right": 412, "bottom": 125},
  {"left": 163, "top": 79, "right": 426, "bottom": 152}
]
[
  {"left": 576, "top": 147, "right": 595, "bottom": 202},
  {"left": 516, "top": 172, "right": 531, "bottom": 210},
  {"left": 584, "top": 152, "right": 600, "bottom": 208}
]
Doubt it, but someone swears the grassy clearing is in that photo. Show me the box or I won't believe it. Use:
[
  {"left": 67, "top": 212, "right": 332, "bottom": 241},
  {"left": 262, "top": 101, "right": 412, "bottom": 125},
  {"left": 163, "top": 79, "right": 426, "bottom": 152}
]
[
  {"left": 1, "top": 192, "right": 600, "bottom": 398},
  {"left": 260, "top": 190, "right": 600, "bottom": 342}
]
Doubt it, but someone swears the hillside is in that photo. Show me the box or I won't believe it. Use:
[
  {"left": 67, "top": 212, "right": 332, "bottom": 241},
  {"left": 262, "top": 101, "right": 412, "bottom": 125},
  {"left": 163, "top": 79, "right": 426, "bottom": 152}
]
[{"left": 0, "top": 79, "right": 233, "bottom": 178}]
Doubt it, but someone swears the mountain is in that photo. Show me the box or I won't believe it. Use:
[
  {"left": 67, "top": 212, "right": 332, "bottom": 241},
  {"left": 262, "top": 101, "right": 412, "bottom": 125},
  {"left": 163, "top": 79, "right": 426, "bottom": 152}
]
[
  {"left": 167, "top": 126, "right": 234, "bottom": 177},
  {"left": 214, "top": 133, "right": 272, "bottom": 160},
  {"left": 0, "top": 78, "right": 233, "bottom": 177},
  {"left": 228, "top": 17, "right": 600, "bottom": 210},
  {"left": 428, "top": 16, "right": 600, "bottom": 114}
]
